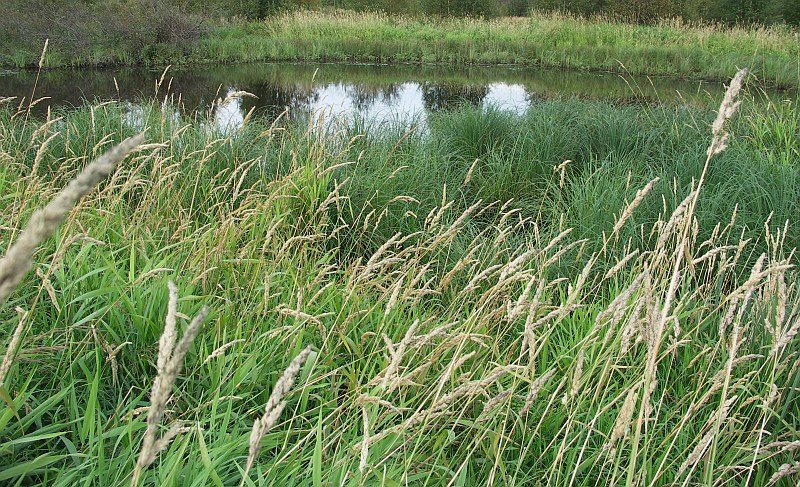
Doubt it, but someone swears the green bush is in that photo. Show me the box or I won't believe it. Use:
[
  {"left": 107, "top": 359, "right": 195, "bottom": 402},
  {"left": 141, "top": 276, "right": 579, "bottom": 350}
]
[
  {"left": 0, "top": 0, "right": 101, "bottom": 59},
  {"left": 0, "top": 0, "right": 206, "bottom": 66},
  {"left": 99, "top": 0, "right": 206, "bottom": 51}
]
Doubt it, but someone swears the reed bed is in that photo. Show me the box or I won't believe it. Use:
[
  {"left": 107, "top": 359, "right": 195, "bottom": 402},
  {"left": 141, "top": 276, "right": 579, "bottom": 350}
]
[{"left": 0, "top": 73, "right": 798, "bottom": 485}]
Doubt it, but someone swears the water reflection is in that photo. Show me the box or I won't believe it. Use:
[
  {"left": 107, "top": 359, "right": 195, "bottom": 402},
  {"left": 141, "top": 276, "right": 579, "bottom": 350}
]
[
  {"left": 215, "top": 88, "right": 247, "bottom": 133},
  {"left": 0, "top": 62, "right": 779, "bottom": 130}
]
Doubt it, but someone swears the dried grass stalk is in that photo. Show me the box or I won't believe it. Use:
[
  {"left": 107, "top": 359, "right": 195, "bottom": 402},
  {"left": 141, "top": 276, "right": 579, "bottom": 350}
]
[
  {"left": 242, "top": 346, "right": 313, "bottom": 483},
  {"left": 131, "top": 281, "right": 208, "bottom": 486},
  {"left": 521, "top": 368, "right": 556, "bottom": 414},
  {"left": 767, "top": 461, "right": 799, "bottom": 486},
  {"left": 0, "top": 307, "right": 28, "bottom": 386},
  {"left": 611, "top": 177, "right": 659, "bottom": 235},
  {"left": 707, "top": 69, "right": 748, "bottom": 157},
  {"left": 677, "top": 395, "right": 737, "bottom": 477},
  {"left": 359, "top": 406, "right": 370, "bottom": 474},
  {"left": 202, "top": 339, "right": 246, "bottom": 365},
  {"left": 604, "top": 384, "right": 640, "bottom": 452},
  {"left": 381, "top": 320, "right": 420, "bottom": 391},
  {"left": 367, "top": 365, "right": 518, "bottom": 447},
  {"left": 0, "top": 133, "right": 144, "bottom": 306}
]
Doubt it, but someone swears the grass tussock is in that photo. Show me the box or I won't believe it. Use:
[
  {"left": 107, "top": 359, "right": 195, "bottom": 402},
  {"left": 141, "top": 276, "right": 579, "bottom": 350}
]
[{"left": 0, "top": 73, "right": 798, "bottom": 485}]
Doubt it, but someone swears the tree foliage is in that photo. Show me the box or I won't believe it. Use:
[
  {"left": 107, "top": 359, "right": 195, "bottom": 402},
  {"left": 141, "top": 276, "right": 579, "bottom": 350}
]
[{"left": 530, "top": 0, "right": 800, "bottom": 24}]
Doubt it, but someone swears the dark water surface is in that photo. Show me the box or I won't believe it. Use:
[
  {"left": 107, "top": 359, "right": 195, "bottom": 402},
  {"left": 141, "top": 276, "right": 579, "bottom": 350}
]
[{"left": 0, "top": 62, "right": 777, "bottom": 129}]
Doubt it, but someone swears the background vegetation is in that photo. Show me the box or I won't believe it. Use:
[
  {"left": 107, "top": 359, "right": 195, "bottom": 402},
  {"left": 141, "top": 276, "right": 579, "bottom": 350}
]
[
  {"left": 530, "top": 0, "right": 800, "bottom": 25},
  {"left": 2, "top": 9, "right": 799, "bottom": 88},
  {"left": 199, "top": 11, "right": 800, "bottom": 87},
  {"left": 1, "top": 0, "right": 798, "bottom": 72},
  {"left": 152, "top": 0, "right": 800, "bottom": 22}
]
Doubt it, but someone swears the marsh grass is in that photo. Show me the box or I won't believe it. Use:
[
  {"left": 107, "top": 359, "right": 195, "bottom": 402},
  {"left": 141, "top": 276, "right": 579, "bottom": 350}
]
[{"left": 0, "top": 73, "right": 798, "bottom": 485}]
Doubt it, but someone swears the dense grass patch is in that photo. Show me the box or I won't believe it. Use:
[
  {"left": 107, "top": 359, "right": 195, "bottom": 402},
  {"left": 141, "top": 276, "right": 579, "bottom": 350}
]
[{"left": 0, "top": 89, "right": 798, "bottom": 485}]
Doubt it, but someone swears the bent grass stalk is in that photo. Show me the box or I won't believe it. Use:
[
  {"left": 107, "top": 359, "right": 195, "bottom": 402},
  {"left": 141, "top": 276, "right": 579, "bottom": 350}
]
[
  {"left": 242, "top": 346, "right": 313, "bottom": 484},
  {"left": 131, "top": 282, "right": 209, "bottom": 486}
]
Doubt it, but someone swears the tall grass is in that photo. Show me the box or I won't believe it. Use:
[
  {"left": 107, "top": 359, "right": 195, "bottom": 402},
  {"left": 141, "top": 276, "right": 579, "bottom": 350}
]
[{"left": 0, "top": 75, "right": 798, "bottom": 485}]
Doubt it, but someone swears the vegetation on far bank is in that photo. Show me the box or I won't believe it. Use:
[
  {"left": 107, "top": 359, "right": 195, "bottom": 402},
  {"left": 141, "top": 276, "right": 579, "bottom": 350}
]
[
  {"left": 0, "top": 75, "right": 799, "bottom": 484},
  {"left": 201, "top": 11, "right": 800, "bottom": 87},
  {"left": 2, "top": 8, "right": 799, "bottom": 88}
]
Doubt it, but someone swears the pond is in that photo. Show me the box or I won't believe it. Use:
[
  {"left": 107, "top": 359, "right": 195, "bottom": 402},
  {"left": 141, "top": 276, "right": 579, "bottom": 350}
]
[{"left": 0, "top": 62, "right": 783, "bottom": 129}]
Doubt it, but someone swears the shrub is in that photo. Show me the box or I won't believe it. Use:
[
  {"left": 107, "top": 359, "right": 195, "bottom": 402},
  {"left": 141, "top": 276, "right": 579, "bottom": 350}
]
[
  {"left": 0, "top": 0, "right": 206, "bottom": 65},
  {"left": 0, "top": 0, "right": 101, "bottom": 60},
  {"left": 99, "top": 0, "right": 206, "bottom": 53}
]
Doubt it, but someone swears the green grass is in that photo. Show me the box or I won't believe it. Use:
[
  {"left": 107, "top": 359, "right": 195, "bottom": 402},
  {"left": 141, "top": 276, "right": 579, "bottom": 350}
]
[
  {"left": 0, "top": 89, "right": 798, "bottom": 485},
  {"left": 200, "top": 10, "right": 800, "bottom": 88},
  {"left": 4, "top": 10, "right": 800, "bottom": 88}
]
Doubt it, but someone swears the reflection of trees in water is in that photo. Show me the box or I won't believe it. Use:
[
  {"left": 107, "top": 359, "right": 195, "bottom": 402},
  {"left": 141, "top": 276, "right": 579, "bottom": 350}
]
[
  {"left": 524, "top": 89, "right": 547, "bottom": 107},
  {"left": 1, "top": 63, "right": 725, "bottom": 124},
  {"left": 345, "top": 82, "right": 403, "bottom": 112},
  {"left": 0, "top": 67, "right": 321, "bottom": 123},
  {"left": 0, "top": 69, "right": 155, "bottom": 112},
  {"left": 421, "top": 82, "right": 488, "bottom": 112},
  {"left": 237, "top": 82, "right": 319, "bottom": 123}
]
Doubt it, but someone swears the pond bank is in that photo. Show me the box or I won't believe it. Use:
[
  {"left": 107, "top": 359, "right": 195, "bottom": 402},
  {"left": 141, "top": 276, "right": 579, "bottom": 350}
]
[{"left": 4, "top": 11, "right": 799, "bottom": 88}]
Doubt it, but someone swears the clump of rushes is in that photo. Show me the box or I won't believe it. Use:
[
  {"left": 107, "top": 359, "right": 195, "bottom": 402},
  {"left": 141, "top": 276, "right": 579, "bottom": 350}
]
[{"left": 131, "top": 281, "right": 209, "bottom": 486}]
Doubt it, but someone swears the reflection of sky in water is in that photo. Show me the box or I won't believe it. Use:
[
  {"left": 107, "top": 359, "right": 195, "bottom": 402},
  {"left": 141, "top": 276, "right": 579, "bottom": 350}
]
[
  {"left": 192, "top": 81, "right": 533, "bottom": 132},
  {"left": 10, "top": 62, "right": 744, "bottom": 134},
  {"left": 214, "top": 88, "right": 246, "bottom": 133},
  {"left": 6, "top": 61, "right": 754, "bottom": 128},
  {"left": 119, "top": 81, "right": 596, "bottom": 134},
  {"left": 484, "top": 83, "right": 529, "bottom": 114},
  {"left": 122, "top": 102, "right": 181, "bottom": 131},
  {"left": 307, "top": 82, "right": 427, "bottom": 124},
  {"left": 143, "top": 81, "right": 536, "bottom": 133},
  {"left": 111, "top": 72, "right": 721, "bottom": 133}
]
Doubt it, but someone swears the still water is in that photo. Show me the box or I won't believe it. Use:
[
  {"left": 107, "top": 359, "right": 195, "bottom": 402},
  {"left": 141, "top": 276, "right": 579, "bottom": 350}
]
[{"left": 0, "top": 62, "right": 774, "bottom": 129}]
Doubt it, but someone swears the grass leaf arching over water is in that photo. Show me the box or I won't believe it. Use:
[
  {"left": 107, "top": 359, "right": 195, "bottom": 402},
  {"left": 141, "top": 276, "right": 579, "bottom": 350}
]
[{"left": 0, "top": 69, "right": 798, "bottom": 485}]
